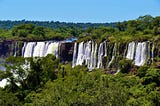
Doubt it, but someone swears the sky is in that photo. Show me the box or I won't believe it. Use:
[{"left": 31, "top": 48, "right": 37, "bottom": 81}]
[{"left": 0, "top": 0, "right": 160, "bottom": 23}]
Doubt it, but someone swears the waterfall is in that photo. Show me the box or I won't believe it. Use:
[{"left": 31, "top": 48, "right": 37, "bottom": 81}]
[
  {"left": 134, "top": 42, "right": 147, "bottom": 66},
  {"left": 84, "top": 41, "right": 91, "bottom": 68},
  {"left": 140, "top": 42, "right": 147, "bottom": 65},
  {"left": 45, "top": 42, "right": 59, "bottom": 57},
  {"left": 97, "top": 42, "right": 104, "bottom": 68},
  {"left": 93, "top": 43, "right": 97, "bottom": 68},
  {"left": 22, "top": 41, "right": 60, "bottom": 58},
  {"left": 72, "top": 42, "right": 77, "bottom": 68},
  {"left": 104, "top": 41, "right": 107, "bottom": 57},
  {"left": 125, "top": 41, "right": 151, "bottom": 66},
  {"left": 23, "top": 42, "right": 36, "bottom": 57},
  {"left": 33, "top": 42, "right": 46, "bottom": 57},
  {"left": 14, "top": 42, "right": 17, "bottom": 57},
  {"left": 43, "top": 42, "right": 51, "bottom": 56},
  {"left": 70, "top": 40, "right": 155, "bottom": 70},
  {"left": 108, "top": 43, "right": 116, "bottom": 68},
  {"left": 134, "top": 43, "right": 142, "bottom": 66},
  {"left": 22, "top": 42, "right": 27, "bottom": 57},
  {"left": 76, "top": 42, "right": 84, "bottom": 66},
  {"left": 126, "top": 41, "right": 135, "bottom": 60},
  {"left": 89, "top": 41, "right": 95, "bottom": 71}
]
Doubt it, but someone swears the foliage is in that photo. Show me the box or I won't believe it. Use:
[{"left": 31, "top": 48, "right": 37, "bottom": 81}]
[
  {"left": 0, "top": 89, "right": 22, "bottom": 106},
  {"left": 0, "top": 15, "right": 160, "bottom": 105},
  {"left": 1, "top": 15, "right": 160, "bottom": 42},
  {"left": 118, "top": 59, "right": 133, "bottom": 73},
  {"left": 0, "top": 55, "right": 160, "bottom": 105}
]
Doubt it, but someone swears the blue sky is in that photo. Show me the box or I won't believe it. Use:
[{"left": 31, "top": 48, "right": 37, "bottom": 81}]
[{"left": 0, "top": 0, "right": 160, "bottom": 23}]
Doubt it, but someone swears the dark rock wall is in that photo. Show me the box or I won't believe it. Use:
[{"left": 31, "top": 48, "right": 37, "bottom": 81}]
[
  {"left": 59, "top": 42, "right": 74, "bottom": 62},
  {"left": 0, "top": 40, "right": 23, "bottom": 58}
]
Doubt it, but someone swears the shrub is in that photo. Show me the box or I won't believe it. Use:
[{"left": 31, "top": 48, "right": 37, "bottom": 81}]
[{"left": 118, "top": 59, "right": 133, "bottom": 73}]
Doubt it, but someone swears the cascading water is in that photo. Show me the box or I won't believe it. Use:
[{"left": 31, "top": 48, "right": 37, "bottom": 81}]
[
  {"left": 45, "top": 42, "right": 59, "bottom": 57},
  {"left": 76, "top": 42, "right": 84, "bottom": 66},
  {"left": 126, "top": 41, "right": 135, "bottom": 60},
  {"left": 89, "top": 41, "right": 95, "bottom": 71},
  {"left": 14, "top": 42, "right": 17, "bottom": 57},
  {"left": 97, "top": 42, "right": 104, "bottom": 68},
  {"left": 22, "top": 41, "right": 60, "bottom": 58},
  {"left": 33, "top": 42, "right": 46, "bottom": 57},
  {"left": 72, "top": 41, "right": 116, "bottom": 70},
  {"left": 104, "top": 41, "right": 107, "bottom": 57},
  {"left": 7, "top": 39, "right": 154, "bottom": 72},
  {"left": 72, "top": 42, "right": 77, "bottom": 68},
  {"left": 23, "top": 42, "right": 36, "bottom": 57},
  {"left": 73, "top": 41, "right": 106, "bottom": 70},
  {"left": 134, "top": 42, "right": 147, "bottom": 66},
  {"left": 93, "top": 43, "right": 97, "bottom": 68},
  {"left": 84, "top": 41, "right": 91, "bottom": 68},
  {"left": 22, "top": 42, "right": 27, "bottom": 57},
  {"left": 140, "top": 42, "right": 147, "bottom": 65},
  {"left": 43, "top": 42, "right": 51, "bottom": 56},
  {"left": 126, "top": 41, "right": 153, "bottom": 66}
]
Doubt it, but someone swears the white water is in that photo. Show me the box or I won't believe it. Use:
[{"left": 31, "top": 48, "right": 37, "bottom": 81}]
[
  {"left": 93, "top": 43, "right": 97, "bottom": 69},
  {"left": 104, "top": 41, "right": 107, "bottom": 57},
  {"left": 22, "top": 42, "right": 27, "bottom": 57},
  {"left": 33, "top": 42, "right": 46, "bottom": 57},
  {"left": 126, "top": 41, "right": 135, "bottom": 60},
  {"left": 74, "top": 41, "right": 98, "bottom": 70},
  {"left": 134, "top": 42, "right": 147, "bottom": 66},
  {"left": 14, "top": 42, "right": 17, "bottom": 57},
  {"left": 23, "top": 42, "right": 36, "bottom": 57},
  {"left": 84, "top": 41, "right": 91, "bottom": 67},
  {"left": 22, "top": 41, "right": 60, "bottom": 58},
  {"left": 97, "top": 42, "right": 104, "bottom": 68},
  {"left": 72, "top": 41, "right": 117, "bottom": 70},
  {"left": 72, "top": 42, "right": 77, "bottom": 68},
  {"left": 76, "top": 42, "right": 84, "bottom": 66},
  {"left": 43, "top": 42, "right": 51, "bottom": 56},
  {"left": 45, "top": 42, "right": 59, "bottom": 57},
  {"left": 89, "top": 41, "right": 95, "bottom": 71}
]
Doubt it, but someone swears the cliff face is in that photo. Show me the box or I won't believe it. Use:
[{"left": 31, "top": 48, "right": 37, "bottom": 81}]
[
  {"left": 59, "top": 42, "right": 74, "bottom": 62},
  {"left": 0, "top": 40, "right": 14, "bottom": 58},
  {"left": 72, "top": 40, "right": 160, "bottom": 70},
  {"left": 0, "top": 40, "right": 23, "bottom": 58},
  {"left": 0, "top": 40, "right": 159, "bottom": 69},
  {"left": 0, "top": 40, "right": 75, "bottom": 62}
]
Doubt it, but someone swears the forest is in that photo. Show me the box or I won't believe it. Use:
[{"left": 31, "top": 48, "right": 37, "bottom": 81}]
[{"left": 0, "top": 15, "right": 160, "bottom": 106}]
